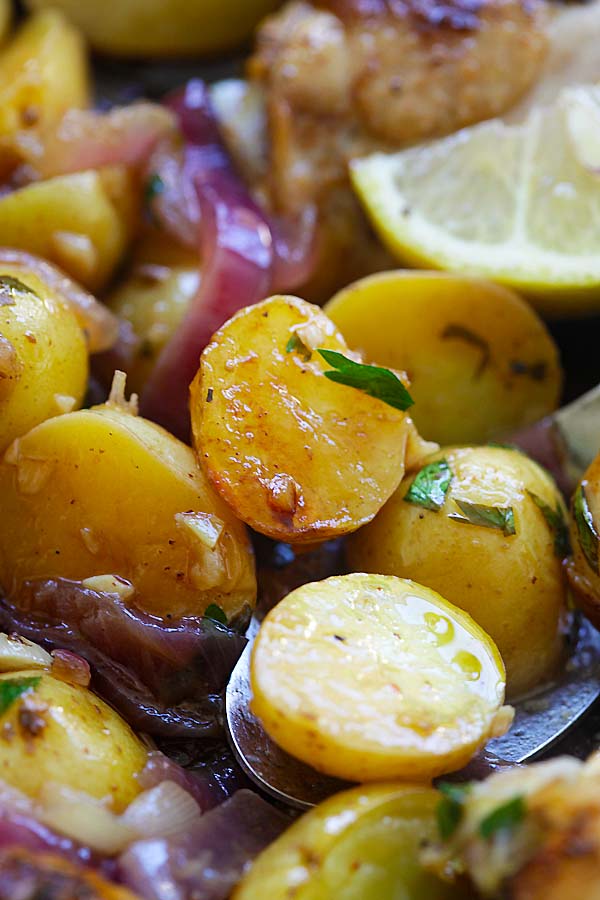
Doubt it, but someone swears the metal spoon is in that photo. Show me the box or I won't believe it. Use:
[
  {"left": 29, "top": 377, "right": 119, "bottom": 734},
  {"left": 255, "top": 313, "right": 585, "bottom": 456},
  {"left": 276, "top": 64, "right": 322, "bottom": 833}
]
[{"left": 226, "top": 385, "right": 600, "bottom": 809}]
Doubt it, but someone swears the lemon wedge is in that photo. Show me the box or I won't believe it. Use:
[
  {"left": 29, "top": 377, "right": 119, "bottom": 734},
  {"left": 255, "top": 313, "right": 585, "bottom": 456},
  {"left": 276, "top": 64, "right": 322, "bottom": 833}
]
[{"left": 351, "top": 86, "right": 600, "bottom": 315}]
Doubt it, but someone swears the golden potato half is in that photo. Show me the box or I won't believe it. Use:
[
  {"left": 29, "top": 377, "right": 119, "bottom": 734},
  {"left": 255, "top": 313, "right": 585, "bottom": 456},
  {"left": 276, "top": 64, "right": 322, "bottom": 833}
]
[
  {"left": 251, "top": 573, "right": 510, "bottom": 783},
  {"left": 0, "top": 669, "right": 146, "bottom": 811},
  {"left": 348, "top": 446, "right": 569, "bottom": 697},
  {"left": 192, "top": 295, "right": 415, "bottom": 543},
  {"left": 235, "top": 783, "right": 465, "bottom": 900},
  {"left": 25, "top": 0, "right": 281, "bottom": 58},
  {"left": 326, "top": 271, "right": 561, "bottom": 445},
  {"left": 0, "top": 392, "right": 256, "bottom": 620}
]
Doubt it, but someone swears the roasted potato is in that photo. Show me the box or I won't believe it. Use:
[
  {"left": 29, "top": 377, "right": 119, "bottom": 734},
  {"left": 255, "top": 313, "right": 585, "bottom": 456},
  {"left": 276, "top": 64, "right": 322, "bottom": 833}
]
[
  {"left": 348, "top": 446, "right": 569, "bottom": 697},
  {"left": 0, "top": 9, "right": 89, "bottom": 166},
  {"left": 235, "top": 783, "right": 467, "bottom": 900},
  {"left": 325, "top": 272, "right": 562, "bottom": 445},
  {"left": 191, "top": 295, "right": 419, "bottom": 544},
  {"left": 251, "top": 573, "right": 510, "bottom": 782},
  {"left": 0, "top": 1, "right": 11, "bottom": 47},
  {"left": 0, "top": 668, "right": 146, "bottom": 811},
  {"left": 566, "top": 453, "right": 600, "bottom": 626},
  {"left": 0, "top": 168, "right": 136, "bottom": 291},
  {"left": 0, "top": 262, "right": 88, "bottom": 452},
  {"left": 0, "top": 376, "right": 256, "bottom": 621},
  {"left": 25, "top": 0, "right": 282, "bottom": 58}
]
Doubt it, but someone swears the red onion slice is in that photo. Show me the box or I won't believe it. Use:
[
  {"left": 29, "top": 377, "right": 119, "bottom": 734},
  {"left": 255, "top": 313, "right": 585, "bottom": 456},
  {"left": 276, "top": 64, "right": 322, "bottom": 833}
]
[{"left": 140, "top": 80, "right": 316, "bottom": 440}]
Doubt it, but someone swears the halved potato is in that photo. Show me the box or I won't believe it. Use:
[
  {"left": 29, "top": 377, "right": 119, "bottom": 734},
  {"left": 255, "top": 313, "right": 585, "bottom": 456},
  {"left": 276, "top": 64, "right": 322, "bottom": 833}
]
[
  {"left": 234, "top": 783, "right": 466, "bottom": 900},
  {"left": 0, "top": 263, "right": 87, "bottom": 452},
  {"left": 0, "top": 379, "right": 256, "bottom": 620},
  {"left": 191, "top": 295, "right": 416, "bottom": 543},
  {"left": 0, "top": 669, "right": 146, "bottom": 811},
  {"left": 0, "top": 168, "right": 136, "bottom": 291},
  {"left": 251, "top": 573, "right": 511, "bottom": 782},
  {"left": 325, "top": 272, "right": 561, "bottom": 445}
]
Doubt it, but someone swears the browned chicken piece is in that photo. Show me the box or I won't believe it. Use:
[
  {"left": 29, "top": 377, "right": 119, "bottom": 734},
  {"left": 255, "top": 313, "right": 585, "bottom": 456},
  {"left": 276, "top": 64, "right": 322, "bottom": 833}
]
[
  {"left": 423, "top": 754, "right": 600, "bottom": 900},
  {"left": 247, "top": 0, "right": 548, "bottom": 298},
  {"left": 250, "top": 0, "right": 547, "bottom": 210}
]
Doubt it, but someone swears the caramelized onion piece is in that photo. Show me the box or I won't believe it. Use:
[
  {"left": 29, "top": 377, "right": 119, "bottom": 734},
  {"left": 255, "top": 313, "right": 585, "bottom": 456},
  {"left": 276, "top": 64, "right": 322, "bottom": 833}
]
[{"left": 0, "top": 578, "right": 247, "bottom": 738}]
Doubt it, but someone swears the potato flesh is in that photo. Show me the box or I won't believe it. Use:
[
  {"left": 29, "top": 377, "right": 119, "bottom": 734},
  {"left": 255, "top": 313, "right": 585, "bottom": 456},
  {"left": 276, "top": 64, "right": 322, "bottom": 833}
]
[
  {"left": 234, "top": 783, "right": 466, "bottom": 900},
  {"left": 25, "top": 0, "right": 282, "bottom": 57},
  {"left": 348, "top": 446, "right": 568, "bottom": 697},
  {"left": 0, "top": 670, "right": 146, "bottom": 811},
  {"left": 192, "top": 295, "right": 413, "bottom": 543},
  {"left": 251, "top": 573, "right": 508, "bottom": 782},
  {"left": 0, "top": 264, "right": 87, "bottom": 452},
  {"left": 0, "top": 402, "right": 256, "bottom": 620},
  {"left": 325, "top": 271, "right": 561, "bottom": 445},
  {"left": 0, "top": 168, "right": 136, "bottom": 291}
]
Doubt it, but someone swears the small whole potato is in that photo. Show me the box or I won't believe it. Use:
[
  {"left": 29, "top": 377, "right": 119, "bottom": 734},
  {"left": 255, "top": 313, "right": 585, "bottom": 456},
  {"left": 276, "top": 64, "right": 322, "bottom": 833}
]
[
  {"left": 0, "top": 669, "right": 147, "bottom": 811},
  {"left": 0, "top": 263, "right": 88, "bottom": 452},
  {"left": 25, "top": 0, "right": 282, "bottom": 58},
  {"left": 0, "top": 376, "right": 256, "bottom": 621},
  {"left": 325, "top": 272, "right": 562, "bottom": 445},
  {"left": 348, "top": 446, "right": 569, "bottom": 697}
]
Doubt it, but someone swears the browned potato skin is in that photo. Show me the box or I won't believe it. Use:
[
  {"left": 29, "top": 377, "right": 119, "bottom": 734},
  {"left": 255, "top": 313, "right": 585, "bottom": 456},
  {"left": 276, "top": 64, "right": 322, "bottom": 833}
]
[
  {"left": 0, "top": 849, "right": 140, "bottom": 900},
  {"left": 191, "top": 295, "right": 415, "bottom": 543},
  {"left": 348, "top": 446, "right": 568, "bottom": 697},
  {"left": 0, "top": 670, "right": 147, "bottom": 811}
]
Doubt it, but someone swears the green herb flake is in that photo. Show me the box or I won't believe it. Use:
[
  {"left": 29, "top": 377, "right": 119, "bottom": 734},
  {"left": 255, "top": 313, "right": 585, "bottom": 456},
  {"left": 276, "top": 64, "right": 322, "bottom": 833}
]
[
  {"left": 527, "top": 490, "right": 570, "bottom": 558},
  {"left": 573, "top": 484, "right": 599, "bottom": 574},
  {"left": 144, "top": 173, "right": 165, "bottom": 206},
  {"left": 0, "top": 676, "right": 41, "bottom": 717},
  {"left": 479, "top": 796, "right": 526, "bottom": 839},
  {"left": 286, "top": 333, "right": 312, "bottom": 362},
  {"left": 317, "top": 349, "right": 414, "bottom": 412},
  {"left": 204, "top": 603, "right": 228, "bottom": 626},
  {"left": 0, "top": 275, "right": 40, "bottom": 305},
  {"left": 450, "top": 500, "right": 516, "bottom": 537},
  {"left": 404, "top": 459, "right": 452, "bottom": 512},
  {"left": 436, "top": 782, "right": 471, "bottom": 840}
]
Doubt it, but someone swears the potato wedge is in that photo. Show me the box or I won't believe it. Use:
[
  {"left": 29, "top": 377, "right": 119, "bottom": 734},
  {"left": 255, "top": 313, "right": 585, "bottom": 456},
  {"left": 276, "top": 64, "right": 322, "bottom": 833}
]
[
  {"left": 0, "top": 264, "right": 87, "bottom": 451},
  {"left": 325, "top": 272, "right": 561, "bottom": 445},
  {"left": 191, "top": 295, "right": 415, "bottom": 543},
  {"left": 348, "top": 446, "right": 569, "bottom": 697},
  {"left": 0, "top": 380, "right": 256, "bottom": 620},
  {"left": 0, "top": 9, "right": 89, "bottom": 160},
  {"left": 0, "top": 168, "right": 136, "bottom": 291},
  {"left": 234, "top": 783, "right": 466, "bottom": 900},
  {"left": 0, "top": 669, "right": 146, "bottom": 811},
  {"left": 251, "top": 573, "right": 510, "bottom": 782}
]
